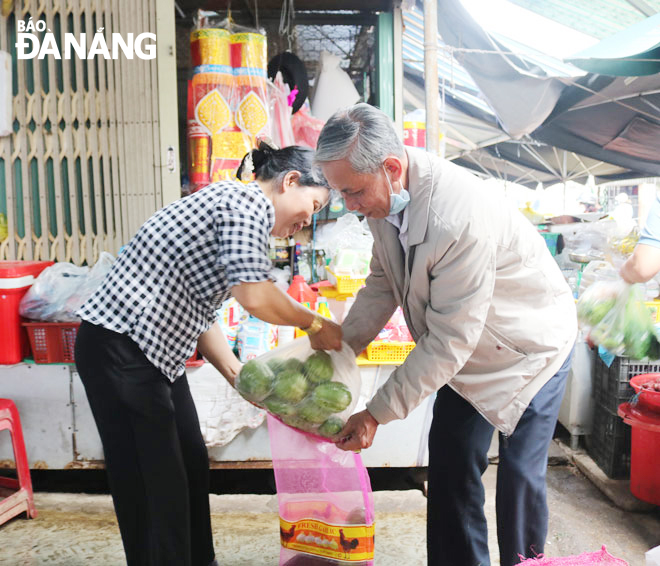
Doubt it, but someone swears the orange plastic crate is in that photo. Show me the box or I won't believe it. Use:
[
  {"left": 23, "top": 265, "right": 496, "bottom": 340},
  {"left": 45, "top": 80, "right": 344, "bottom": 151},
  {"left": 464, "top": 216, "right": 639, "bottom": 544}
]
[
  {"left": 366, "top": 341, "right": 415, "bottom": 363},
  {"left": 22, "top": 321, "right": 80, "bottom": 363}
]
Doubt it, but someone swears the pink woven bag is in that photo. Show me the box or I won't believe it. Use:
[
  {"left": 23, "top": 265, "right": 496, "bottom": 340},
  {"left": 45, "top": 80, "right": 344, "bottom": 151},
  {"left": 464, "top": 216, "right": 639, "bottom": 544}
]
[
  {"left": 268, "top": 414, "right": 375, "bottom": 565},
  {"left": 518, "top": 546, "right": 629, "bottom": 566}
]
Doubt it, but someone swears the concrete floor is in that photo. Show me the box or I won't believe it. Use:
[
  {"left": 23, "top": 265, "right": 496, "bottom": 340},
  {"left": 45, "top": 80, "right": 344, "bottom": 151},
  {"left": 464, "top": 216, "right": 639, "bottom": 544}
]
[{"left": 1, "top": 462, "right": 659, "bottom": 566}]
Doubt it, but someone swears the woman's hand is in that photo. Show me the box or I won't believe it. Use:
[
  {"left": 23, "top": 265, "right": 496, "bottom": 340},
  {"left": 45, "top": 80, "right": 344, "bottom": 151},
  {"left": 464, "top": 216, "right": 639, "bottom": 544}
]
[
  {"left": 197, "top": 322, "right": 241, "bottom": 386},
  {"left": 309, "top": 317, "right": 343, "bottom": 351}
]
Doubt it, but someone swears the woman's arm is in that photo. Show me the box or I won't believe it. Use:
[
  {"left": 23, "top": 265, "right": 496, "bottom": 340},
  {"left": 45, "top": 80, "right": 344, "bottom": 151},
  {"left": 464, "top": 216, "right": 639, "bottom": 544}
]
[
  {"left": 620, "top": 244, "right": 660, "bottom": 284},
  {"left": 231, "top": 280, "right": 342, "bottom": 351},
  {"left": 197, "top": 322, "right": 242, "bottom": 386}
]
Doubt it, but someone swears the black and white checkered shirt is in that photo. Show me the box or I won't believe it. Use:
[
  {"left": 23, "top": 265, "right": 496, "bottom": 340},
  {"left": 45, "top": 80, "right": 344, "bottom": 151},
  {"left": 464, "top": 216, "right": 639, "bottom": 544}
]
[{"left": 78, "top": 181, "right": 275, "bottom": 380}]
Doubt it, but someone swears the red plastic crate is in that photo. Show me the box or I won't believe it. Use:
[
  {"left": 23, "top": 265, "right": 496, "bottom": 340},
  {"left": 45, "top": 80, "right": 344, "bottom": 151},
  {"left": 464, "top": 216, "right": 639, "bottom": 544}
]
[{"left": 22, "top": 321, "right": 80, "bottom": 364}]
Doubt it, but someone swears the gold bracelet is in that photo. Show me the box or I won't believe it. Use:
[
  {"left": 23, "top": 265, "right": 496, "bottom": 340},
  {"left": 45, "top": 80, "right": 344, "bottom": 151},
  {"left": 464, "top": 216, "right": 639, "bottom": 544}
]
[{"left": 301, "top": 314, "right": 323, "bottom": 336}]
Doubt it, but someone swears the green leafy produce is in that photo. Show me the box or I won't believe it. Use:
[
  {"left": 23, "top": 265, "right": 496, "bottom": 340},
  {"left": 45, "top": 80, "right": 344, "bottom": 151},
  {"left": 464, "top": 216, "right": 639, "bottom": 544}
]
[
  {"left": 622, "top": 297, "right": 654, "bottom": 359},
  {"left": 273, "top": 370, "right": 309, "bottom": 403},
  {"left": 298, "top": 400, "right": 332, "bottom": 424},
  {"left": 263, "top": 396, "right": 298, "bottom": 417},
  {"left": 236, "top": 360, "right": 274, "bottom": 402},
  {"left": 311, "top": 382, "right": 352, "bottom": 413},
  {"left": 303, "top": 351, "right": 334, "bottom": 384},
  {"left": 577, "top": 297, "right": 616, "bottom": 327},
  {"left": 318, "top": 416, "right": 345, "bottom": 438}
]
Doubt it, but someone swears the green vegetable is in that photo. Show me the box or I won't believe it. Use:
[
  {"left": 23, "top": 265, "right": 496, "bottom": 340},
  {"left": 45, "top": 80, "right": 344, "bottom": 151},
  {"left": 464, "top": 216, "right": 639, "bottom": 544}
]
[
  {"left": 281, "top": 358, "right": 305, "bottom": 374},
  {"left": 266, "top": 358, "right": 287, "bottom": 374},
  {"left": 303, "top": 351, "right": 334, "bottom": 384},
  {"left": 281, "top": 415, "right": 311, "bottom": 431},
  {"left": 311, "top": 382, "right": 352, "bottom": 413},
  {"left": 622, "top": 297, "right": 654, "bottom": 359},
  {"left": 273, "top": 370, "right": 309, "bottom": 403},
  {"left": 263, "top": 396, "right": 298, "bottom": 417},
  {"left": 577, "top": 297, "right": 616, "bottom": 327},
  {"left": 298, "top": 400, "right": 332, "bottom": 424},
  {"left": 318, "top": 416, "right": 345, "bottom": 438},
  {"left": 236, "top": 360, "right": 274, "bottom": 402}
]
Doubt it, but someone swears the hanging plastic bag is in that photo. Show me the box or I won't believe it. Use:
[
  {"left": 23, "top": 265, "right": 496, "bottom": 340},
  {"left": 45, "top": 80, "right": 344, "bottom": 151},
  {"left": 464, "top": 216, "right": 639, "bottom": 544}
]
[
  {"left": 291, "top": 104, "right": 325, "bottom": 149},
  {"left": 577, "top": 279, "right": 625, "bottom": 329},
  {"left": 588, "top": 283, "right": 660, "bottom": 360},
  {"left": 235, "top": 336, "right": 360, "bottom": 439},
  {"left": 268, "top": 414, "right": 375, "bottom": 565},
  {"left": 19, "top": 253, "right": 115, "bottom": 322}
]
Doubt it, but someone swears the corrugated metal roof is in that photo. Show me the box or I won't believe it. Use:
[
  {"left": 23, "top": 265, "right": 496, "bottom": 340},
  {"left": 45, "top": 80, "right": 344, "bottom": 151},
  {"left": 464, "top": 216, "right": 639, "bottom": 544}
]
[{"left": 507, "top": 0, "right": 660, "bottom": 39}]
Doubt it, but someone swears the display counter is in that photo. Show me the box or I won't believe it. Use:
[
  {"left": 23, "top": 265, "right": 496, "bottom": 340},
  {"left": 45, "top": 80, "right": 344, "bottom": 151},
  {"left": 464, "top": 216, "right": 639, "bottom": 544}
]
[{"left": 0, "top": 361, "right": 434, "bottom": 470}]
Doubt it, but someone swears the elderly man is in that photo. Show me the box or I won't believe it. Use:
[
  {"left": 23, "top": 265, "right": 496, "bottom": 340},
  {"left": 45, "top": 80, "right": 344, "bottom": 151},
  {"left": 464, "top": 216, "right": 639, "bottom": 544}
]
[{"left": 315, "top": 103, "right": 577, "bottom": 566}]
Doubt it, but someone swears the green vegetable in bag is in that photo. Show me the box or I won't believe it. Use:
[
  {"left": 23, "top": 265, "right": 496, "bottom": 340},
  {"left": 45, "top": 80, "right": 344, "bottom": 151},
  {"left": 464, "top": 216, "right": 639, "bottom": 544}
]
[
  {"left": 266, "top": 358, "right": 287, "bottom": 374},
  {"left": 236, "top": 360, "right": 274, "bottom": 402},
  {"left": 303, "top": 351, "right": 334, "bottom": 383},
  {"left": 622, "top": 294, "right": 654, "bottom": 359},
  {"left": 281, "top": 358, "right": 305, "bottom": 374},
  {"left": 318, "top": 416, "right": 345, "bottom": 438},
  {"left": 273, "top": 369, "right": 309, "bottom": 403},
  {"left": 264, "top": 396, "right": 298, "bottom": 417},
  {"left": 577, "top": 281, "right": 620, "bottom": 327},
  {"left": 298, "top": 399, "right": 332, "bottom": 424},
  {"left": 312, "top": 381, "right": 352, "bottom": 413}
]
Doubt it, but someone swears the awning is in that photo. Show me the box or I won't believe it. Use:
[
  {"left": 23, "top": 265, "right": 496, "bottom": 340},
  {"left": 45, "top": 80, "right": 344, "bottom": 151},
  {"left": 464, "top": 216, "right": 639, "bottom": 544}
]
[{"left": 565, "top": 12, "right": 660, "bottom": 76}]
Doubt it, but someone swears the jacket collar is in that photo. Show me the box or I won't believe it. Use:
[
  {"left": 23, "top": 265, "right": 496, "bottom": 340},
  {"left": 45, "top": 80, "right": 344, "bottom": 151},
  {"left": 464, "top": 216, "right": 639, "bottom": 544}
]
[{"left": 404, "top": 147, "right": 434, "bottom": 247}]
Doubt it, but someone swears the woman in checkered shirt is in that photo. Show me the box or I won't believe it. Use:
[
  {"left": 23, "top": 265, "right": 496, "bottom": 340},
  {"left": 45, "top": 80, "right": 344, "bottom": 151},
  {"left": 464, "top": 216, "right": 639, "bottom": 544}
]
[{"left": 74, "top": 142, "right": 342, "bottom": 566}]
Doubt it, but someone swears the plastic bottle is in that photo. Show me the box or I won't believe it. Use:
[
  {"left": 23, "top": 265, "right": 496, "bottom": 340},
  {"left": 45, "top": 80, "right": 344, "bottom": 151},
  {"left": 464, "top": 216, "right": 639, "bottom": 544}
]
[
  {"left": 316, "top": 296, "right": 335, "bottom": 322},
  {"left": 287, "top": 275, "right": 318, "bottom": 339},
  {"left": 287, "top": 275, "right": 317, "bottom": 310}
]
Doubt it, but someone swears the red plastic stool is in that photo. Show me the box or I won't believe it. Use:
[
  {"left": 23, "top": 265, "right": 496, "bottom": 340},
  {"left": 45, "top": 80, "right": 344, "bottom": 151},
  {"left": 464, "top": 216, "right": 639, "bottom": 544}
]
[{"left": 0, "top": 399, "right": 37, "bottom": 524}]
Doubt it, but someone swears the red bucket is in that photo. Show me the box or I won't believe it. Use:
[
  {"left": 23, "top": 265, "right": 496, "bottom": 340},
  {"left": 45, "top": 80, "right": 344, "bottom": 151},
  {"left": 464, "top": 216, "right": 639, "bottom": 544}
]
[
  {"left": 618, "top": 402, "right": 660, "bottom": 505},
  {"left": 630, "top": 373, "right": 660, "bottom": 413}
]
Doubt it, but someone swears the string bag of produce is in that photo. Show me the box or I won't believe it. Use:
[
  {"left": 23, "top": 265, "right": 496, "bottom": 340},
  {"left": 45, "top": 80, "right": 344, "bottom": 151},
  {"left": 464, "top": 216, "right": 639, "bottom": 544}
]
[{"left": 268, "top": 414, "right": 375, "bottom": 565}]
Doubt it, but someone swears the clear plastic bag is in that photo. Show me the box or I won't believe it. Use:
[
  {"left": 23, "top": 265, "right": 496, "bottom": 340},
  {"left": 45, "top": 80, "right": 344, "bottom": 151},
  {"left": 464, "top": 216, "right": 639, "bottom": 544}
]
[
  {"left": 588, "top": 283, "right": 660, "bottom": 360},
  {"left": 268, "top": 414, "right": 375, "bottom": 565},
  {"left": 235, "top": 336, "right": 360, "bottom": 439},
  {"left": 19, "top": 253, "right": 114, "bottom": 322},
  {"left": 577, "top": 279, "right": 625, "bottom": 329}
]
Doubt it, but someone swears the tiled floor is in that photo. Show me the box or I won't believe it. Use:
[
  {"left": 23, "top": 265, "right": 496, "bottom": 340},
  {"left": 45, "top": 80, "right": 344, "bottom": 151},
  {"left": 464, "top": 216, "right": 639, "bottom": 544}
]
[{"left": 1, "top": 465, "right": 659, "bottom": 566}]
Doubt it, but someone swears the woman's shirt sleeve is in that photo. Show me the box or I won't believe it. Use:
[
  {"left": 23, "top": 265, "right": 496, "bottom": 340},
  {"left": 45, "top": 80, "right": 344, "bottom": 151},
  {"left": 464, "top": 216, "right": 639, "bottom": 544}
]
[{"left": 216, "top": 185, "right": 276, "bottom": 287}]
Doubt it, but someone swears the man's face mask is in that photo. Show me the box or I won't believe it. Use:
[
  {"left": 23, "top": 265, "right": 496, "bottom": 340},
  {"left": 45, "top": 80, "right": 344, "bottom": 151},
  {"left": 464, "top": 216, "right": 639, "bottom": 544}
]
[{"left": 383, "top": 164, "right": 410, "bottom": 215}]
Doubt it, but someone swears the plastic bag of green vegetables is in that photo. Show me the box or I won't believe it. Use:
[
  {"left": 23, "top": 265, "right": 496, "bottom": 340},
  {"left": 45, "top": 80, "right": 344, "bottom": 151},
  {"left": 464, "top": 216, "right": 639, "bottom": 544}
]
[
  {"left": 577, "top": 280, "right": 625, "bottom": 328},
  {"left": 589, "top": 283, "right": 660, "bottom": 360},
  {"left": 234, "top": 336, "right": 361, "bottom": 439}
]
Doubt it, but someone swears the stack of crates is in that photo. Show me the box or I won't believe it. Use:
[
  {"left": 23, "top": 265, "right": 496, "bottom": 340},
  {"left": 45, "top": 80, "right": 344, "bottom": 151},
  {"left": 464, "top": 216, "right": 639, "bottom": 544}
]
[{"left": 587, "top": 355, "right": 660, "bottom": 478}]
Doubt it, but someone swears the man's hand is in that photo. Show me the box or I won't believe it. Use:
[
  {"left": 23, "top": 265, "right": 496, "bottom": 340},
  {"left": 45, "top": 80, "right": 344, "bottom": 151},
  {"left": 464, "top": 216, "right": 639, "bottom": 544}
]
[
  {"left": 334, "top": 409, "right": 379, "bottom": 452},
  {"left": 309, "top": 317, "right": 343, "bottom": 351}
]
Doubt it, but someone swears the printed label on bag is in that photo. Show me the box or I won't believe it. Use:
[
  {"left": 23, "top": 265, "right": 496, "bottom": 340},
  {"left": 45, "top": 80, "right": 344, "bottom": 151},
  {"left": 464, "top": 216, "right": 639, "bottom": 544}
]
[{"left": 279, "top": 517, "right": 375, "bottom": 562}]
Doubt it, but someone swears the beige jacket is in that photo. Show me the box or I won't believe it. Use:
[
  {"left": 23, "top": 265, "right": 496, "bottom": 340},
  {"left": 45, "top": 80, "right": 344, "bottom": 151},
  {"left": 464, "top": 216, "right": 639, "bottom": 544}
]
[{"left": 342, "top": 147, "right": 577, "bottom": 435}]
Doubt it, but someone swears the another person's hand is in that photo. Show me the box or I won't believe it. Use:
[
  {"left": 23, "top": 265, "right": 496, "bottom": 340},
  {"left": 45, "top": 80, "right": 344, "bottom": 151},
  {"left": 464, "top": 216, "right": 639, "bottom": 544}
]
[
  {"left": 309, "top": 316, "right": 343, "bottom": 351},
  {"left": 334, "top": 409, "right": 379, "bottom": 452}
]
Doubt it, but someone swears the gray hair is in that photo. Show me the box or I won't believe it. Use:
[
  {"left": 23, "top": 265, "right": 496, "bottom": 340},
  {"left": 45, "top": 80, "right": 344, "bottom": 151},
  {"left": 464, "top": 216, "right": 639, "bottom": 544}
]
[{"left": 314, "top": 103, "right": 404, "bottom": 173}]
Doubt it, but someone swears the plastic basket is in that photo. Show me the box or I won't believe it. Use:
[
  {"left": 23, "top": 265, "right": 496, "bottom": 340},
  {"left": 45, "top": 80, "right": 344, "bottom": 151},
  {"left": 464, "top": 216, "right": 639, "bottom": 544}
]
[
  {"left": 592, "top": 355, "right": 660, "bottom": 414},
  {"left": 22, "top": 321, "right": 80, "bottom": 364},
  {"left": 326, "top": 269, "right": 366, "bottom": 295},
  {"left": 366, "top": 341, "right": 415, "bottom": 363},
  {"left": 586, "top": 401, "right": 630, "bottom": 479}
]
